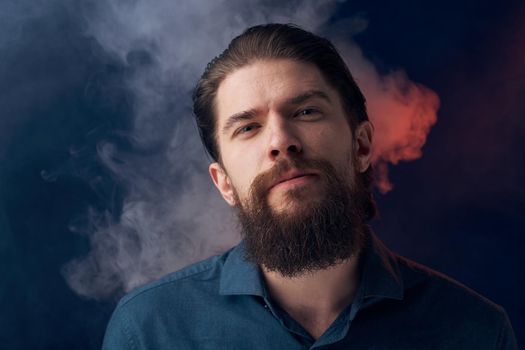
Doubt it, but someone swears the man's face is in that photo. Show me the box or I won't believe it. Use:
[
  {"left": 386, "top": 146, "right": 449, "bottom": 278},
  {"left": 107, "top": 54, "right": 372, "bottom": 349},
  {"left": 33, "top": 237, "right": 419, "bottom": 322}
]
[
  {"left": 208, "top": 59, "right": 374, "bottom": 276},
  {"left": 210, "top": 59, "right": 371, "bottom": 212}
]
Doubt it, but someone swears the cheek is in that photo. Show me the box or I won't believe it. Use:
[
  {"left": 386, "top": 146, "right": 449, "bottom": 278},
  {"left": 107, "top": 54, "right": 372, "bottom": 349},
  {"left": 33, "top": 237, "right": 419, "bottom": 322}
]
[
  {"left": 221, "top": 139, "right": 267, "bottom": 189},
  {"left": 307, "top": 127, "right": 350, "bottom": 157},
  {"left": 222, "top": 156, "right": 258, "bottom": 198},
  {"left": 308, "top": 126, "right": 354, "bottom": 170}
]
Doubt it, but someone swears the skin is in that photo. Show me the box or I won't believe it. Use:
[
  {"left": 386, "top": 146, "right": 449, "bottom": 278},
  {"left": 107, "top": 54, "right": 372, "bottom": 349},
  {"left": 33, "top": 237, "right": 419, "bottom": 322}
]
[{"left": 208, "top": 58, "right": 374, "bottom": 339}]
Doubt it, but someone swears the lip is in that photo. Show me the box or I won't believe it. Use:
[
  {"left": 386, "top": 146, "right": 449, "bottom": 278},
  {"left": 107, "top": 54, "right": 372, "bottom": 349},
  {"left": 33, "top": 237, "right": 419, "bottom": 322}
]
[{"left": 269, "top": 171, "right": 317, "bottom": 191}]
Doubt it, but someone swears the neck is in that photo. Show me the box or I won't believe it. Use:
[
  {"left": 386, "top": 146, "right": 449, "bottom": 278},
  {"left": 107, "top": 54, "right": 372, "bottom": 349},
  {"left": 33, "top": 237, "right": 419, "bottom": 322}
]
[
  {"left": 260, "top": 252, "right": 362, "bottom": 340},
  {"left": 261, "top": 254, "right": 361, "bottom": 313}
]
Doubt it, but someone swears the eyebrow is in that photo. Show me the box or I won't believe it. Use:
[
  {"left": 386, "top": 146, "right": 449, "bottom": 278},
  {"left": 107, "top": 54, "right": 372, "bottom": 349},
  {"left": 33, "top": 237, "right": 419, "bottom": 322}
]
[
  {"left": 287, "top": 90, "right": 331, "bottom": 106},
  {"left": 221, "top": 109, "right": 259, "bottom": 136},
  {"left": 221, "top": 89, "right": 331, "bottom": 136}
]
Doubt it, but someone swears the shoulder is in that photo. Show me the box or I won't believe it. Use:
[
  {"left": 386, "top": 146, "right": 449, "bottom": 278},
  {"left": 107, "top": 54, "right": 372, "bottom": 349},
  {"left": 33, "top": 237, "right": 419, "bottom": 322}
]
[
  {"left": 106, "top": 248, "right": 232, "bottom": 325},
  {"left": 117, "top": 247, "right": 234, "bottom": 311},
  {"left": 396, "top": 253, "right": 503, "bottom": 314},
  {"left": 393, "top": 253, "right": 516, "bottom": 348},
  {"left": 102, "top": 248, "right": 236, "bottom": 349}
]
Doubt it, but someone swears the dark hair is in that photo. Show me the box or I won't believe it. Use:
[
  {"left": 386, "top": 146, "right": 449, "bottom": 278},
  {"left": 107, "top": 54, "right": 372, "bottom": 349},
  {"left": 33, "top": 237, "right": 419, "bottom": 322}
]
[{"left": 192, "top": 23, "right": 376, "bottom": 220}]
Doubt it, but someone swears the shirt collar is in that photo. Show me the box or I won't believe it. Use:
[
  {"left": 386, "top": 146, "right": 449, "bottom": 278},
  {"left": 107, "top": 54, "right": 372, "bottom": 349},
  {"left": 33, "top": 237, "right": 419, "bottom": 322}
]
[
  {"left": 359, "top": 229, "right": 404, "bottom": 300},
  {"left": 219, "top": 240, "right": 267, "bottom": 296},
  {"left": 219, "top": 229, "right": 405, "bottom": 301}
]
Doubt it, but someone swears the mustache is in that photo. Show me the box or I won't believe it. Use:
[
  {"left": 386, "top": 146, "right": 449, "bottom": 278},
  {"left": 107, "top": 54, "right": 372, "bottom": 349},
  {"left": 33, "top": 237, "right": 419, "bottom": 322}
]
[{"left": 249, "top": 157, "right": 331, "bottom": 197}]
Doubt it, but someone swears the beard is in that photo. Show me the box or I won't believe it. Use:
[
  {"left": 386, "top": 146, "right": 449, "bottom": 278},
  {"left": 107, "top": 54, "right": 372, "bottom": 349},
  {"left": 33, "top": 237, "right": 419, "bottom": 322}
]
[{"left": 233, "top": 155, "right": 370, "bottom": 278}]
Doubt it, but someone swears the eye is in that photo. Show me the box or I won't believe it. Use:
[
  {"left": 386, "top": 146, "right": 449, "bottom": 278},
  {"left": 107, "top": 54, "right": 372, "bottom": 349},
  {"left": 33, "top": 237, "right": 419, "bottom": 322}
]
[
  {"left": 234, "top": 123, "right": 259, "bottom": 136},
  {"left": 295, "top": 108, "right": 321, "bottom": 118}
]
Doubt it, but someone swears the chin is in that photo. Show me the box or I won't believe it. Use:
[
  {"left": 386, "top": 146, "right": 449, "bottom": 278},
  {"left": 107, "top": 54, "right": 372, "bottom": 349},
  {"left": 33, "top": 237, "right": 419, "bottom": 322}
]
[{"left": 268, "top": 190, "right": 323, "bottom": 215}]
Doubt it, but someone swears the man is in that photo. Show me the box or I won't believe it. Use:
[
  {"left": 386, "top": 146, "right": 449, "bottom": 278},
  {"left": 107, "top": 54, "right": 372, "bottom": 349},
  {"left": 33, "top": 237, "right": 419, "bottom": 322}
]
[{"left": 102, "top": 24, "right": 517, "bottom": 349}]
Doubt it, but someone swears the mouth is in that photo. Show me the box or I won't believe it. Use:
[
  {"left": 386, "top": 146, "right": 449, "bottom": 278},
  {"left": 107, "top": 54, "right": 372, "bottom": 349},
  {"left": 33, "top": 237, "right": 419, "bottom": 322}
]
[{"left": 269, "top": 172, "right": 318, "bottom": 192}]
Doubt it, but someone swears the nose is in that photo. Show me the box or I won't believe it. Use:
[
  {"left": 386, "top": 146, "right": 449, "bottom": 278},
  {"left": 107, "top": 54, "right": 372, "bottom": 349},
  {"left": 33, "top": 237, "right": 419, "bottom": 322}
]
[{"left": 267, "top": 118, "right": 303, "bottom": 160}]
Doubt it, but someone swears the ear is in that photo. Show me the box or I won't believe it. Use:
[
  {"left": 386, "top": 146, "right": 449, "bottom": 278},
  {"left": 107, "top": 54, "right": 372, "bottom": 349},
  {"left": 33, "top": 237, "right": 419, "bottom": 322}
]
[
  {"left": 209, "top": 162, "right": 237, "bottom": 206},
  {"left": 354, "top": 121, "right": 374, "bottom": 173}
]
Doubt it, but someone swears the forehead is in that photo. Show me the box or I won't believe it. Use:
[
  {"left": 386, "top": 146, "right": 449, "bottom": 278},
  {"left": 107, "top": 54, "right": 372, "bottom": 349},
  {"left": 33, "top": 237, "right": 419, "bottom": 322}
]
[{"left": 214, "top": 59, "right": 336, "bottom": 128}]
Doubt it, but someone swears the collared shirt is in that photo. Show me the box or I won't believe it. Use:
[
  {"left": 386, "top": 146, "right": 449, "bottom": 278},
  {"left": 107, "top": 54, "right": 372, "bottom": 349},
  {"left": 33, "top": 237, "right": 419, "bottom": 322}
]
[{"left": 102, "top": 231, "right": 517, "bottom": 349}]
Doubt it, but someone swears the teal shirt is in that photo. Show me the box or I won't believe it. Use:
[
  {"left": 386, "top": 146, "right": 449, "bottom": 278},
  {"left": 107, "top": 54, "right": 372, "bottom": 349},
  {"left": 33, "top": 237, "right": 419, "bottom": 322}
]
[{"left": 102, "top": 231, "right": 517, "bottom": 349}]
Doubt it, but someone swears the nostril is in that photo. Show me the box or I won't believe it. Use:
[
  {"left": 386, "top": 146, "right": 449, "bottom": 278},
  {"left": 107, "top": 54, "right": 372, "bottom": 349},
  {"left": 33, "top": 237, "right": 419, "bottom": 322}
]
[
  {"left": 288, "top": 145, "right": 299, "bottom": 153},
  {"left": 271, "top": 149, "right": 279, "bottom": 157}
]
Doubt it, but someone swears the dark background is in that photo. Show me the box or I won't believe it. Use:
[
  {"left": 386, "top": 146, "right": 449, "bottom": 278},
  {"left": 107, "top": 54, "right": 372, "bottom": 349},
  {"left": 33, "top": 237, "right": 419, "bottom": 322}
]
[{"left": 1, "top": 0, "right": 524, "bottom": 349}]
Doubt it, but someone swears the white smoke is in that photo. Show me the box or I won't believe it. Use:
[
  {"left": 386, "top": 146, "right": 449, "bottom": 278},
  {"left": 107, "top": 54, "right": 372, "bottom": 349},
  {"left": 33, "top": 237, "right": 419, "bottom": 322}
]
[{"left": 63, "top": 0, "right": 439, "bottom": 299}]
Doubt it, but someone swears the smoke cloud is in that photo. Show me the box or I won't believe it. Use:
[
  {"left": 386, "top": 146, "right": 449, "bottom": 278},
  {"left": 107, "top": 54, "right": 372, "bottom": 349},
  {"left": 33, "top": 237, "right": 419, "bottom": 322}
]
[
  {"left": 60, "top": 0, "right": 440, "bottom": 299},
  {"left": 332, "top": 39, "right": 440, "bottom": 192}
]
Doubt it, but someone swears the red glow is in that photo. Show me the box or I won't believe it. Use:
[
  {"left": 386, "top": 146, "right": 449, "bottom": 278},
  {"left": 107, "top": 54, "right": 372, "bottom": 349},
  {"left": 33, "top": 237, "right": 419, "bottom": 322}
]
[{"left": 340, "top": 41, "right": 440, "bottom": 193}]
